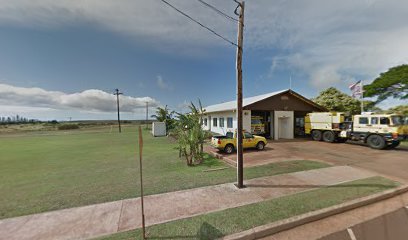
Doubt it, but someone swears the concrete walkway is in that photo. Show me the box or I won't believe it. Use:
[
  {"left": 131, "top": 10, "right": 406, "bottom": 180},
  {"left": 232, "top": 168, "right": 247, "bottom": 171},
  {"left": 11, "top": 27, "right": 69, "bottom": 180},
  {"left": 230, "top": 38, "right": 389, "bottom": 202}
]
[{"left": 0, "top": 166, "right": 375, "bottom": 240}]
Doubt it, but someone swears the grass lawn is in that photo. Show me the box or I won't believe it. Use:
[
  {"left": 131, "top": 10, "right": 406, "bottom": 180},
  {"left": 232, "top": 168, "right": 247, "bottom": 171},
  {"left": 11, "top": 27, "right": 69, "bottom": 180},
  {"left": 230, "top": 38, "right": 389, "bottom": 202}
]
[
  {"left": 0, "top": 125, "right": 329, "bottom": 219},
  {"left": 400, "top": 140, "right": 408, "bottom": 147},
  {"left": 101, "top": 176, "right": 399, "bottom": 240}
]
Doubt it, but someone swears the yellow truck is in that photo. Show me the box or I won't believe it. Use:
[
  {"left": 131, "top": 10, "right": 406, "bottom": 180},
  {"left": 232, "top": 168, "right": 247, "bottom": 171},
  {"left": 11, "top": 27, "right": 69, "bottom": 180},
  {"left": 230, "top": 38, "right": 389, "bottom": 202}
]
[
  {"left": 211, "top": 131, "right": 267, "bottom": 154},
  {"left": 305, "top": 112, "right": 408, "bottom": 149},
  {"left": 251, "top": 116, "right": 265, "bottom": 135}
]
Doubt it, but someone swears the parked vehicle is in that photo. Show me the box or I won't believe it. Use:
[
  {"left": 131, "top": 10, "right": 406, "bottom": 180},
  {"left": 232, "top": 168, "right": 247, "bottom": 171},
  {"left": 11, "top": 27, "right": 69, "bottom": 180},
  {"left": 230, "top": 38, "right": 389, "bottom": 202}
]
[
  {"left": 251, "top": 116, "right": 265, "bottom": 135},
  {"left": 211, "top": 131, "right": 267, "bottom": 154},
  {"left": 305, "top": 112, "right": 408, "bottom": 149}
]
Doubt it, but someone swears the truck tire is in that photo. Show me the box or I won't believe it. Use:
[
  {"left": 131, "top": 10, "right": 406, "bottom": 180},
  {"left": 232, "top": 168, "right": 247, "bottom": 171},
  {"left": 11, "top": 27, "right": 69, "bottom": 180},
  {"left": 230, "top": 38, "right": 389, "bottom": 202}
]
[
  {"left": 367, "top": 135, "right": 386, "bottom": 150},
  {"left": 322, "top": 131, "right": 335, "bottom": 143},
  {"left": 224, "top": 144, "right": 234, "bottom": 154},
  {"left": 387, "top": 141, "right": 400, "bottom": 149},
  {"left": 256, "top": 141, "right": 265, "bottom": 150},
  {"left": 311, "top": 130, "right": 322, "bottom": 141}
]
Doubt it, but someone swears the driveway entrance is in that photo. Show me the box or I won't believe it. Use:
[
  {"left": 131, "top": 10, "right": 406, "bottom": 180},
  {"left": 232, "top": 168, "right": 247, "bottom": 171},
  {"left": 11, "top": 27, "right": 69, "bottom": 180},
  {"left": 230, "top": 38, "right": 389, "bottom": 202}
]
[{"left": 205, "top": 140, "right": 408, "bottom": 182}]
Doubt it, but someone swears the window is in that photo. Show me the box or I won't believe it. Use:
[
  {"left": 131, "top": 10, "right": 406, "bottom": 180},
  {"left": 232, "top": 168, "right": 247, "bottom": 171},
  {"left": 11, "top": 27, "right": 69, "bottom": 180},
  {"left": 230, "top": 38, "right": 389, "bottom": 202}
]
[
  {"left": 371, "top": 117, "right": 378, "bottom": 125},
  {"left": 213, "top": 118, "right": 217, "bottom": 127},
  {"left": 380, "top": 117, "right": 390, "bottom": 125},
  {"left": 391, "top": 116, "right": 403, "bottom": 126},
  {"left": 226, "top": 132, "right": 233, "bottom": 138},
  {"left": 204, "top": 118, "right": 207, "bottom": 126},
  {"left": 227, "top": 117, "right": 233, "bottom": 128},
  {"left": 359, "top": 117, "right": 368, "bottom": 124},
  {"left": 244, "top": 132, "right": 254, "bottom": 138},
  {"left": 219, "top": 117, "right": 225, "bottom": 127},
  {"left": 251, "top": 119, "right": 262, "bottom": 124}
]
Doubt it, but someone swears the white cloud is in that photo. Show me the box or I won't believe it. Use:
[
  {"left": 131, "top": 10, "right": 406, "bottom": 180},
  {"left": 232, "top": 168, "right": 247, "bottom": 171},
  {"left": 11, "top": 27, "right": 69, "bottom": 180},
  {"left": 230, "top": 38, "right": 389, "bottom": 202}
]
[
  {"left": 0, "top": 83, "right": 158, "bottom": 113},
  {"left": 156, "top": 75, "right": 172, "bottom": 91},
  {"left": 0, "top": 0, "right": 408, "bottom": 90}
]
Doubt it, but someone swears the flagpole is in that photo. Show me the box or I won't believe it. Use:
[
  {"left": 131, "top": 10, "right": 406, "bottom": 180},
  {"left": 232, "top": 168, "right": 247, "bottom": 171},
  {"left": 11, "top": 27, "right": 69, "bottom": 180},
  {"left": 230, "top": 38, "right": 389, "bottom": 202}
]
[{"left": 360, "top": 80, "right": 364, "bottom": 113}]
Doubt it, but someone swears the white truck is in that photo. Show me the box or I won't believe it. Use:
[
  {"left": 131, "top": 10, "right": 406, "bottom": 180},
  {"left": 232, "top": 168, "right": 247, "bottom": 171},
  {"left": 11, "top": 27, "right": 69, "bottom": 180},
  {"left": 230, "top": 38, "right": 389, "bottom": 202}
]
[{"left": 305, "top": 112, "right": 408, "bottom": 149}]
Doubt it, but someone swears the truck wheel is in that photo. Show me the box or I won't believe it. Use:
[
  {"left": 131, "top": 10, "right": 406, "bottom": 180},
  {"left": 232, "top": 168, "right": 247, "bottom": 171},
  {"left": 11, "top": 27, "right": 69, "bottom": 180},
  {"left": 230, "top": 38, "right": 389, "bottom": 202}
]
[
  {"left": 322, "top": 131, "right": 335, "bottom": 143},
  {"left": 256, "top": 142, "right": 265, "bottom": 150},
  {"left": 224, "top": 144, "right": 234, "bottom": 154},
  {"left": 387, "top": 141, "right": 400, "bottom": 149},
  {"left": 311, "top": 130, "right": 322, "bottom": 141},
  {"left": 367, "top": 135, "right": 386, "bottom": 150}
]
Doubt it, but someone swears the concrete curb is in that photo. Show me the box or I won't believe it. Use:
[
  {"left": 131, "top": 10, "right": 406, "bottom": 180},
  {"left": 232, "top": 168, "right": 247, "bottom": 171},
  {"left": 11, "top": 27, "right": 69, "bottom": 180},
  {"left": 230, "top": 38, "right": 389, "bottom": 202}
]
[
  {"left": 222, "top": 184, "right": 408, "bottom": 240},
  {"left": 207, "top": 150, "right": 236, "bottom": 168}
]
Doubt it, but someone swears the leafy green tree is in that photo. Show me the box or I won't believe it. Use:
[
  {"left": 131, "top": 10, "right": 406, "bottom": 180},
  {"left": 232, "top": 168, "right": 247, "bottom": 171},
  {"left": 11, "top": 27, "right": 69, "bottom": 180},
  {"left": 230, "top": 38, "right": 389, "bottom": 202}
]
[
  {"left": 150, "top": 105, "right": 175, "bottom": 132},
  {"left": 313, "top": 87, "right": 361, "bottom": 115},
  {"left": 363, "top": 100, "right": 382, "bottom": 113},
  {"left": 384, "top": 105, "right": 408, "bottom": 115},
  {"left": 174, "top": 100, "right": 207, "bottom": 166},
  {"left": 364, "top": 65, "right": 408, "bottom": 103}
]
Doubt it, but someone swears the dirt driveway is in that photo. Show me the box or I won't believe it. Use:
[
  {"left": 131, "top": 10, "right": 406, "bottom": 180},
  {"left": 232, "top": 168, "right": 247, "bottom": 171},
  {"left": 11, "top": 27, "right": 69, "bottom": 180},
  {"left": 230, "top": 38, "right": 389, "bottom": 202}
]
[{"left": 205, "top": 139, "right": 408, "bottom": 183}]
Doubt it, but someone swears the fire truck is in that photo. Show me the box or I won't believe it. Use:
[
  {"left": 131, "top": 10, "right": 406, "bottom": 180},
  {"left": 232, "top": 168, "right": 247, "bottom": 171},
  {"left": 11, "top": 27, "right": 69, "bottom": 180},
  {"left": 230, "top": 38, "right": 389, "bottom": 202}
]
[
  {"left": 305, "top": 112, "right": 408, "bottom": 149},
  {"left": 251, "top": 116, "right": 265, "bottom": 135}
]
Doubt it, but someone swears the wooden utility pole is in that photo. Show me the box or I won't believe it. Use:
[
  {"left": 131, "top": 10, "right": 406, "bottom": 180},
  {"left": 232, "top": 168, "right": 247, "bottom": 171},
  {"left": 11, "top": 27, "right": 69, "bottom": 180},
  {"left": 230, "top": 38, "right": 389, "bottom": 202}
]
[
  {"left": 146, "top": 101, "right": 149, "bottom": 129},
  {"left": 114, "top": 89, "right": 123, "bottom": 133},
  {"left": 138, "top": 126, "right": 146, "bottom": 239},
  {"left": 235, "top": 0, "right": 245, "bottom": 188}
]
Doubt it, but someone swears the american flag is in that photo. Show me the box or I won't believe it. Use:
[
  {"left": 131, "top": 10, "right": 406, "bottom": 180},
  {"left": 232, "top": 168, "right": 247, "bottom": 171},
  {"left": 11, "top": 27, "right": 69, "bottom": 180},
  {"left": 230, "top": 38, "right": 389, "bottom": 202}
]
[{"left": 349, "top": 80, "right": 363, "bottom": 99}]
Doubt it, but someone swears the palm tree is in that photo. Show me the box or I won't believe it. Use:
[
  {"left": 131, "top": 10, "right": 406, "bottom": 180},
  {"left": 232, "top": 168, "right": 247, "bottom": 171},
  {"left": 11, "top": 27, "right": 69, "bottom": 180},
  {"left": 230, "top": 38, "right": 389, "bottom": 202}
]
[
  {"left": 189, "top": 99, "right": 206, "bottom": 161},
  {"left": 175, "top": 99, "right": 207, "bottom": 166},
  {"left": 151, "top": 105, "right": 175, "bottom": 132}
]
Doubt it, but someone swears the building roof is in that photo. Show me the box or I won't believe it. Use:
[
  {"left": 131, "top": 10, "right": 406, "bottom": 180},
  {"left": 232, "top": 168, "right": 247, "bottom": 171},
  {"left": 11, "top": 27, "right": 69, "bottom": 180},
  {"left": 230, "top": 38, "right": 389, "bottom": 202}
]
[
  {"left": 204, "top": 89, "right": 326, "bottom": 113},
  {"left": 204, "top": 89, "right": 289, "bottom": 113}
]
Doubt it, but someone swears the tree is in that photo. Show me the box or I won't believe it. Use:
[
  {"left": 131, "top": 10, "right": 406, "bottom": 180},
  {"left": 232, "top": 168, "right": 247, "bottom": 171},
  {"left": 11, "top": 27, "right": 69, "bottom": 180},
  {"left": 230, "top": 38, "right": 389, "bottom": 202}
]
[
  {"left": 364, "top": 65, "right": 408, "bottom": 103},
  {"left": 150, "top": 105, "right": 175, "bottom": 132},
  {"left": 363, "top": 100, "right": 382, "bottom": 113},
  {"left": 174, "top": 100, "right": 208, "bottom": 166},
  {"left": 313, "top": 87, "right": 362, "bottom": 115},
  {"left": 384, "top": 105, "right": 408, "bottom": 115}
]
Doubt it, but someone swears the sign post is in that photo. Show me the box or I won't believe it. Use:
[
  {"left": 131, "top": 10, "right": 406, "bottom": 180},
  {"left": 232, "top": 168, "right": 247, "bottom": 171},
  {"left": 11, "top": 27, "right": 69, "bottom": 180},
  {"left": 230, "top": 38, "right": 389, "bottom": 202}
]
[{"left": 138, "top": 126, "right": 146, "bottom": 239}]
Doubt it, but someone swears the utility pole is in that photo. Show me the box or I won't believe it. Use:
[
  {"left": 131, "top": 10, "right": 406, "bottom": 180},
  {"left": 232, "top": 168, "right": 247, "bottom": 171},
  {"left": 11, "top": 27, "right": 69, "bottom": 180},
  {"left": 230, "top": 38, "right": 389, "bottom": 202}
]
[
  {"left": 235, "top": 0, "right": 245, "bottom": 188},
  {"left": 113, "top": 89, "right": 123, "bottom": 133},
  {"left": 145, "top": 101, "right": 149, "bottom": 129}
]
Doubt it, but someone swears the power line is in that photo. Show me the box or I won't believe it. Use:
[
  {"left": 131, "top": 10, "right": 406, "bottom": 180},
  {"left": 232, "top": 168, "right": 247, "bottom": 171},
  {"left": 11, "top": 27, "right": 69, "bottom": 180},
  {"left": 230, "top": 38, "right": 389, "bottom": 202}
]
[
  {"left": 197, "top": 0, "right": 239, "bottom": 22},
  {"left": 160, "top": 0, "right": 238, "bottom": 47}
]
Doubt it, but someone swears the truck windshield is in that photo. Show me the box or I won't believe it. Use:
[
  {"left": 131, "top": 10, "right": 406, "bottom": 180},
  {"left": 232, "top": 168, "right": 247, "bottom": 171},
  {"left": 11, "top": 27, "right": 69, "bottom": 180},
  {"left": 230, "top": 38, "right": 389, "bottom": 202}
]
[
  {"left": 251, "top": 119, "right": 262, "bottom": 124},
  {"left": 391, "top": 116, "right": 404, "bottom": 126}
]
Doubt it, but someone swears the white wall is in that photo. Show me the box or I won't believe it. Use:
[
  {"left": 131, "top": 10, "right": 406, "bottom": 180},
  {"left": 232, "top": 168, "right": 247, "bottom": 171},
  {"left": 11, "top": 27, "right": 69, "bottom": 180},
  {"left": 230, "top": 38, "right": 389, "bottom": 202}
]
[
  {"left": 274, "top": 111, "right": 294, "bottom": 140},
  {"left": 203, "top": 110, "right": 251, "bottom": 135}
]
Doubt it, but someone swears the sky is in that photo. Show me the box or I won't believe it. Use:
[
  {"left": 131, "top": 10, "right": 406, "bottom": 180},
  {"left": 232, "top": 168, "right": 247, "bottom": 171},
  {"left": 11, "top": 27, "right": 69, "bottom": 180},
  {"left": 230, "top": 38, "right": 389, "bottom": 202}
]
[{"left": 0, "top": 0, "right": 407, "bottom": 120}]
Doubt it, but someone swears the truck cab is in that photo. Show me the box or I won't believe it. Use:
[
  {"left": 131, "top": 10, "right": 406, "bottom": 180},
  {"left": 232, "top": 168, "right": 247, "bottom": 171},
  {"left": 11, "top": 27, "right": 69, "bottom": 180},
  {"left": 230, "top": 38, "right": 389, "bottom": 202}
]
[
  {"left": 352, "top": 113, "right": 408, "bottom": 148},
  {"left": 306, "top": 112, "right": 407, "bottom": 149},
  {"left": 211, "top": 131, "right": 267, "bottom": 154},
  {"left": 251, "top": 116, "right": 265, "bottom": 135}
]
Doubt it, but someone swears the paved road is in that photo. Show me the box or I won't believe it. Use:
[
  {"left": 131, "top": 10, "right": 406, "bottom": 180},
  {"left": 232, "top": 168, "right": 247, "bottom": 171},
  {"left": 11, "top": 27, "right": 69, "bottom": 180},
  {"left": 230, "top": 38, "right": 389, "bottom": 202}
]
[
  {"left": 260, "top": 189, "right": 408, "bottom": 240},
  {"left": 207, "top": 140, "right": 408, "bottom": 183}
]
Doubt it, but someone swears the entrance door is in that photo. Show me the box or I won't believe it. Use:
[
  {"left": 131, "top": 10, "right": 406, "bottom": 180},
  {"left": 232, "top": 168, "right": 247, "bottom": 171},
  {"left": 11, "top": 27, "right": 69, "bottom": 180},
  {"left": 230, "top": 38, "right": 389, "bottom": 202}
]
[{"left": 278, "top": 117, "right": 291, "bottom": 139}]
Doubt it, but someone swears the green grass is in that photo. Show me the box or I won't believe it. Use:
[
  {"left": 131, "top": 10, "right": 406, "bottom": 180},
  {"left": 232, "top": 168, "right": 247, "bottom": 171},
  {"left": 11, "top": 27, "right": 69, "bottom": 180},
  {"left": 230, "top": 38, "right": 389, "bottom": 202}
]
[
  {"left": 401, "top": 141, "right": 408, "bottom": 147},
  {"left": 101, "top": 176, "right": 399, "bottom": 240},
  {"left": 0, "top": 125, "right": 329, "bottom": 219}
]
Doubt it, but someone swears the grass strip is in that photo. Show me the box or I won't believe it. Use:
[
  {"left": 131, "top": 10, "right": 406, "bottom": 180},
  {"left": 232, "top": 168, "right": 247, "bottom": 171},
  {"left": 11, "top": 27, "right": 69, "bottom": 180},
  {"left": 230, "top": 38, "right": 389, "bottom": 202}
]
[
  {"left": 101, "top": 176, "right": 399, "bottom": 240},
  {"left": 0, "top": 124, "right": 329, "bottom": 219}
]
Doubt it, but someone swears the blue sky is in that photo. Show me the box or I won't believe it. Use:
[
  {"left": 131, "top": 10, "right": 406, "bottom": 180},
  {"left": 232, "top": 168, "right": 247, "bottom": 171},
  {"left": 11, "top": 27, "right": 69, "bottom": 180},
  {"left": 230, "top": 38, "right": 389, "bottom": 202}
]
[{"left": 0, "top": 0, "right": 407, "bottom": 120}]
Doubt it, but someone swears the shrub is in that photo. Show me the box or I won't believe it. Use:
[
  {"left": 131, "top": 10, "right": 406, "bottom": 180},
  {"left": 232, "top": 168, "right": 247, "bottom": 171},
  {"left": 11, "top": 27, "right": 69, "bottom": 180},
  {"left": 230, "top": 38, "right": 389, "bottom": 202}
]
[{"left": 58, "top": 124, "right": 80, "bottom": 130}]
